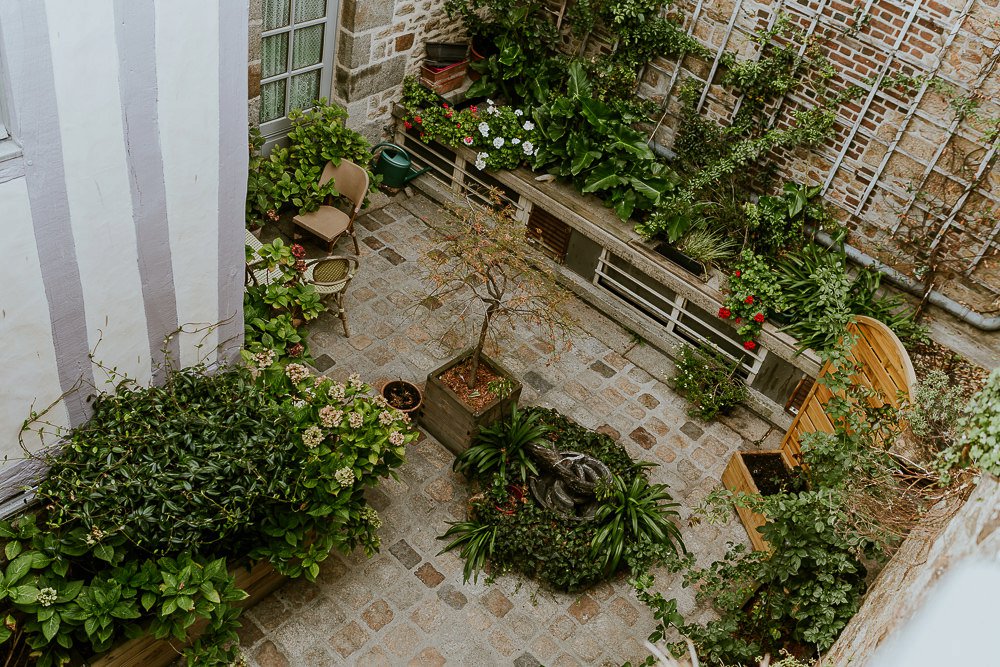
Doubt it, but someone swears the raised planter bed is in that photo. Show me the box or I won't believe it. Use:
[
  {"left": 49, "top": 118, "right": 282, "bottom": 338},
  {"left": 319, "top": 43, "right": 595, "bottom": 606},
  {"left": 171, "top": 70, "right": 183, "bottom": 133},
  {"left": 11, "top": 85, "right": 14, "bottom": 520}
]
[
  {"left": 721, "top": 450, "right": 796, "bottom": 552},
  {"left": 420, "top": 351, "right": 522, "bottom": 456},
  {"left": 90, "top": 560, "right": 286, "bottom": 667}
]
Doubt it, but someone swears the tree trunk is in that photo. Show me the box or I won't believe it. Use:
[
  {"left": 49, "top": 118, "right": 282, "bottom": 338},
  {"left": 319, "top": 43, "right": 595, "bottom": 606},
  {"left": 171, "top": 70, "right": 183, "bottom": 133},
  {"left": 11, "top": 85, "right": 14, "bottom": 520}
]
[{"left": 468, "top": 305, "right": 496, "bottom": 389}]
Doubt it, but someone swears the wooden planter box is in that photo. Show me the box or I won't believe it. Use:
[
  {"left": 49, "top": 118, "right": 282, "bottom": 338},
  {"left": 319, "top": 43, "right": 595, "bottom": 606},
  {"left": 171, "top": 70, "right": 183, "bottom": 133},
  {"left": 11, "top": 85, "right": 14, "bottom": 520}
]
[
  {"left": 90, "top": 560, "right": 286, "bottom": 667},
  {"left": 419, "top": 60, "right": 468, "bottom": 94},
  {"left": 420, "top": 351, "right": 522, "bottom": 456},
  {"left": 721, "top": 450, "right": 795, "bottom": 552}
]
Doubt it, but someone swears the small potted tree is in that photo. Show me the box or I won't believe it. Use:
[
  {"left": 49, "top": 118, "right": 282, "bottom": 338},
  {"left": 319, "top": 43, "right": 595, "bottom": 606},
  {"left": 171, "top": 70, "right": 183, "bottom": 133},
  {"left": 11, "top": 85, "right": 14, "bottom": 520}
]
[{"left": 420, "top": 194, "right": 574, "bottom": 455}]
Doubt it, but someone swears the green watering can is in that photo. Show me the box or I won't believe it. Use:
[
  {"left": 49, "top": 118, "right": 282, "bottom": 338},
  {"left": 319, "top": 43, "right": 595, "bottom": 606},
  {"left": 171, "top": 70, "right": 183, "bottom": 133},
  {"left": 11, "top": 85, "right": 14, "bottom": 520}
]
[{"left": 370, "top": 143, "right": 430, "bottom": 189}]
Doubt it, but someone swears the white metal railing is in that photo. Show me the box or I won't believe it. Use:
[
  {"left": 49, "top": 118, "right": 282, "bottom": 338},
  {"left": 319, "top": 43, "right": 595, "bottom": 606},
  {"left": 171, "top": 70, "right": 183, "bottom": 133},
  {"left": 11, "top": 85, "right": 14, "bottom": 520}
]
[{"left": 593, "top": 249, "right": 765, "bottom": 381}]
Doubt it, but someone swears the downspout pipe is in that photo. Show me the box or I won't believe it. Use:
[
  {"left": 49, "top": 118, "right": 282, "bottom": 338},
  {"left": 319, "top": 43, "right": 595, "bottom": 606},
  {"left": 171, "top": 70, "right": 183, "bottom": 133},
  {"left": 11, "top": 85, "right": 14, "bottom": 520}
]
[{"left": 813, "top": 231, "right": 1000, "bottom": 332}]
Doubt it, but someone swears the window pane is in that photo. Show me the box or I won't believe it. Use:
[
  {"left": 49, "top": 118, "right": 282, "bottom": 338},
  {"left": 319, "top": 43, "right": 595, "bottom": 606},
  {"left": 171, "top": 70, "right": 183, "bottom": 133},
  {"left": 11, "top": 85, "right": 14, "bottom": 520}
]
[
  {"left": 260, "top": 81, "right": 286, "bottom": 122},
  {"left": 292, "top": 25, "right": 324, "bottom": 70},
  {"left": 263, "top": 0, "right": 290, "bottom": 30},
  {"left": 289, "top": 70, "right": 320, "bottom": 111},
  {"left": 261, "top": 33, "right": 289, "bottom": 79},
  {"left": 294, "top": 0, "right": 326, "bottom": 22}
]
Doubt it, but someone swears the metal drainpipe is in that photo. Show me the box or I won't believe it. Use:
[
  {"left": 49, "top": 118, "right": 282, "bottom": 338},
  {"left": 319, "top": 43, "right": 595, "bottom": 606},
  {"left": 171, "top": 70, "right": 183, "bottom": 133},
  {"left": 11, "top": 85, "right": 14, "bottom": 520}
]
[{"left": 813, "top": 231, "right": 1000, "bottom": 332}]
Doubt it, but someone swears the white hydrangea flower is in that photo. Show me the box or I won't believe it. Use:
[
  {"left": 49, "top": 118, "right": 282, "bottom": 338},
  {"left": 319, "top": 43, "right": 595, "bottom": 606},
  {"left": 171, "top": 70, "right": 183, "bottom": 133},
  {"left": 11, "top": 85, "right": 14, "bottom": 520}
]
[
  {"left": 348, "top": 412, "right": 364, "bottom": 428},
  {"left": 522, "top": 141, "right": 534, "bottom": 155},
  {"left": 522, "top": 120, "right": 535, "bottom": 131},
  {"left": 38, "top": 588, "right": 58, "bottom": 607},
  {"left": 389, "top": 431, "right": 405, "bottom": 446},
  {"left": 378, "top": 411, "right": 394, "bottom": 426},
  {"left": 478, "top": 121, "right": 490, "bottom": 137},
  {"left": 334, "top": 467, "right": 356, "bottom": 487},
  {"left": 301, "top": 425, "right": 324, "bottom": 448},
  {"left": 284, "top": 363, "right": 309, "bottom": 383},
  {"left": 348, "top": 373, "right": 364, "bottom": 389},
  {"left": 329, "top": 383, "right": 346, "bottom": 400},
  {"left": 319, "top": 405, "right": 343, "bottom": 428},
  {"left": 492, "top": 137, "right": 504, "bottom": 148},
  {"left": 361, "top": 506, "right": 382, "bottom": 529}
]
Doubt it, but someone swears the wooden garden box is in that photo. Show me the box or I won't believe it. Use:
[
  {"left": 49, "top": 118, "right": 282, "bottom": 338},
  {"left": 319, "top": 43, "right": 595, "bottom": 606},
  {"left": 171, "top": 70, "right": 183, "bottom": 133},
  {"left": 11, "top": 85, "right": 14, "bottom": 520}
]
[
  {"left": 90, "top": 560, "right": 287, "bottom": 666},
  {"left": 420, "top": 351, "right": 521, "bottom": 456},
  {"left": 721, "top": 450, "right": 796, "bottom": 552}
]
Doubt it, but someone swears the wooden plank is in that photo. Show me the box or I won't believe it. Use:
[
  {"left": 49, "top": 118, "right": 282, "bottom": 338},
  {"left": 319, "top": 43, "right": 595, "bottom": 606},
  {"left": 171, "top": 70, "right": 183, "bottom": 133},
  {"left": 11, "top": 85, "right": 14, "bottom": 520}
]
[{"left": 721, "top": 452, "right": 773, "bottom": 552}]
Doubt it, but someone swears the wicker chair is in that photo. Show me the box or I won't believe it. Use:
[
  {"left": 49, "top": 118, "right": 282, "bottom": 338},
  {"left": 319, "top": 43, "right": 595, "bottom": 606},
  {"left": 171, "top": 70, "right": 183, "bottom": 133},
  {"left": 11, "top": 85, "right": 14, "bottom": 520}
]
[
  {"left": 291, "top": 159, "right": 368, "bottom": 253},
  {"left": 303, "top": 255, "right": 359, "bottom": 337},
  {"left": 245, "top": 229, "right": 284, "bottom": 287}
]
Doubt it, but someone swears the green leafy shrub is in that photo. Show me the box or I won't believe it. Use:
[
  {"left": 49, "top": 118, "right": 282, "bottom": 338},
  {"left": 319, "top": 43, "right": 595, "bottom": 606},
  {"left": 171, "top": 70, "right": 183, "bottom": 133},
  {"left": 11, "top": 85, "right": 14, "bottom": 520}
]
[
  {"left": 453, "top": 408, "right": 547, "bottom": 484},
  {"left": 938, "top": 367, "right": 1000, "bottom": 479},
  {"left": 440, "top": 407, "right": 683, "bottom": 591},
  {"left": 591, "top": 475, "right": 684, "bottom": 573},
  {"left": 245, "top": 99, "right": 373, "bottom": 227},
  {"left": 670, "top": 345, "right": 749, "bottom": 420},
  {"left": 717, "top": 250, "right": 787, "bottom": 350},
  {"left": 5, "top": 364, "right": 413, "bottom": 665}
]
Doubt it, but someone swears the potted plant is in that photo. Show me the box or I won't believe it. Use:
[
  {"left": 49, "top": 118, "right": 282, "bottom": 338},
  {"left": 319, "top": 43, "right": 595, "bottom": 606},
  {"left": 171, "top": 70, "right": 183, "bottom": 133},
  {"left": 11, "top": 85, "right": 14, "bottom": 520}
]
[
  {"left": 419, "top": 194, "right": 575, "bottom": 455},
  {"left": 380, "top": 379, "right": 424, "bottom": 419}
]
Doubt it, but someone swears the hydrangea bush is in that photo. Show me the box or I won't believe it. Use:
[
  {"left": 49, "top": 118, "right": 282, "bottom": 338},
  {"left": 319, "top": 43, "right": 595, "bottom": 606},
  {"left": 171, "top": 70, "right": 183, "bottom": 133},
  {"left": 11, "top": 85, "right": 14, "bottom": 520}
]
[{"left": 2, "top": 357, "right": 414, "bottom": 666}]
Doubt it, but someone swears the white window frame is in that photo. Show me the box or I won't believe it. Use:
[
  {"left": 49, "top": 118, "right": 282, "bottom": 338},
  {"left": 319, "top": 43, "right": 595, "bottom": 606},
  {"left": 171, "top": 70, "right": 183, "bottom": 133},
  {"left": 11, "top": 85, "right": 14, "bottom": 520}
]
[{"left": 259, "top": 0, "right": 339, "bottom": 141}]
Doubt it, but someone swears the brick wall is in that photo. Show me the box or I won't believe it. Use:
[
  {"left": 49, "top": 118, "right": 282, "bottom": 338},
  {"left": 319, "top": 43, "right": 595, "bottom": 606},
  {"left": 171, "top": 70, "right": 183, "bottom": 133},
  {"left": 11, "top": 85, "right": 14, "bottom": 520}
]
[{"left": 626, "top": 0, "right": 1000, "bottom": 313}]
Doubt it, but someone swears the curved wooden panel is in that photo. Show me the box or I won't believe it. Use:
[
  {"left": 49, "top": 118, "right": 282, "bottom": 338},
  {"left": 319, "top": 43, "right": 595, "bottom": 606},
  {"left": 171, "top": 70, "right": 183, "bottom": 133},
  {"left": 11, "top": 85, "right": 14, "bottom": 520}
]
[{"left": 780, "top": 316, "right": 916, "bottom": 466}]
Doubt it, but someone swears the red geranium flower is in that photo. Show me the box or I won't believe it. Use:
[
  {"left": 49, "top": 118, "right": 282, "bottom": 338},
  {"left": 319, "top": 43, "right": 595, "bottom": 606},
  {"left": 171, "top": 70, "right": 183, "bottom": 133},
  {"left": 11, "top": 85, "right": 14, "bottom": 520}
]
[
  {"left": 456, "top": 122, "right": 462, "bottom": 128},
  {"left": 734, "top": 270, "right": 741, "bottom": 277},
  {"left": 442, "top": 103, "right": 449, "bottom": 108},
  {"left": 735, "top": 317, "right": 742, "bottom": 324},
  {"left": 753, "top": 312, "right": 764, "bottom": 323},
  {"left": 404, "top": 120, "right": 412, "bottom": 129},
  {"left": 743, "top": 340, "right": 757, "bottom": 351},
  {"left": 744, "top": 295, "right": 754, "bottom": 305},
  {"left": 718, "top": 307, "right": 731, "bottom": 319},
  {"left": 445, "top": 111, "right": 453, "bottom": 118},
  {"left": 290, "top": 244, "right": 306, "bottom": 259},
  {"left": 414, "top": 116, "right": 422, "bottom": 124},
  {"left": 470, "top": 105, "right": 478, "bottom": 113}
]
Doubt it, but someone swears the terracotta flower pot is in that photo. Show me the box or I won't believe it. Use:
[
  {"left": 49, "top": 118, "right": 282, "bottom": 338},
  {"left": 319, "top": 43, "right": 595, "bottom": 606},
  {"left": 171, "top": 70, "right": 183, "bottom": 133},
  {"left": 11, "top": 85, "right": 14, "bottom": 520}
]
[{"left": 381, "top": 379, "right": 423, "bottom": 418}]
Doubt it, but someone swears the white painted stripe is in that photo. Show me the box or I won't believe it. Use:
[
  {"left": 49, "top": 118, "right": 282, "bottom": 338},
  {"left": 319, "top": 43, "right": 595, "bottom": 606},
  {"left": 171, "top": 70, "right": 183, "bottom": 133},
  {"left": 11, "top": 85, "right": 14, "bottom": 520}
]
[
  {"left": 156, "top": 0, "right": 221, "bottom": 367},
  {"left": 46, "top": 1, "right": 151, "bottom": 386},
  {"left": 0, "top": 178, "right": 69, "bottom": 461}
]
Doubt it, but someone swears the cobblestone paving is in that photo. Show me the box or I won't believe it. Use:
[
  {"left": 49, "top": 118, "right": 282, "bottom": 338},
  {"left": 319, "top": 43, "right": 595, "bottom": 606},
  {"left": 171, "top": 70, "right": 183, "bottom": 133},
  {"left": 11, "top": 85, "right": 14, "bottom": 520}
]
[{"left": 241, "top": 193, "right": 781, "bottom": 666}]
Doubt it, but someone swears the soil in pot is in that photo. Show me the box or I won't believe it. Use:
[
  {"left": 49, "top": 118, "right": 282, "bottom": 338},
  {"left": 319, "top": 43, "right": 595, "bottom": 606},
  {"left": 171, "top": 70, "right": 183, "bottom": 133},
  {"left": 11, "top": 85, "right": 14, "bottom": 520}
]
[
  {"left": 438, "top": 357, "right": 503, "bottom": 412},
  {"left": 743, "top": 452, "right": 794, "bottom": 496},
  {"left": 383, "top": 380, "right": 421, "bottom": 412}
]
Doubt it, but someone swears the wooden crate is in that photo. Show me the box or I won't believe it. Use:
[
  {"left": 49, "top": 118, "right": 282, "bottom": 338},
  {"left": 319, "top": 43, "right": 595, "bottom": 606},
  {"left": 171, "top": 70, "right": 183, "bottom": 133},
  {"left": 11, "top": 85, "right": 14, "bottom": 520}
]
[
  {"left": 91, "top": 560, "right": 287, "bottom": 666},
  {"left": 419, "top": 60, "right": 467, "bottom": 94},
  {"left": 420, "top": 351, "right": 521, "bottom": 456},
  {"left": 721, "top": 450, "right": 795, "bottom": 552}
]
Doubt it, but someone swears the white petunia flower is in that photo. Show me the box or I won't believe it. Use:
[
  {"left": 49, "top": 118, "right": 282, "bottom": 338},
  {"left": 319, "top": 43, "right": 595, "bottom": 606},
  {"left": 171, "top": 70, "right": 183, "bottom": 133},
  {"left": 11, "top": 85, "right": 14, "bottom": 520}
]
[
  {"left": 487, "top": 98, "right": 495, "bottom": 106},
  {"left": 478, "top": 121, "right": 490, "bottom": 137},
  {"left": 522, "top": 120, "right": 535, "bottom": 131},
  {"left": 522, "top": 141, "right": 534, "bottom": 155},
  {"left": 512, "top": 137, "right": 521, "bottom": 145},
  {"left": 492, "top": 137, "right": 504, "bottom": 148},
  {"left": 514, "top": 109, "right": 523, "bottom": 116},
  {"left": 462, "top": 136, "right": 473, "bottom": 145},
  {"left": 475, "top": 157, "right": 487, "bottom": 170}
]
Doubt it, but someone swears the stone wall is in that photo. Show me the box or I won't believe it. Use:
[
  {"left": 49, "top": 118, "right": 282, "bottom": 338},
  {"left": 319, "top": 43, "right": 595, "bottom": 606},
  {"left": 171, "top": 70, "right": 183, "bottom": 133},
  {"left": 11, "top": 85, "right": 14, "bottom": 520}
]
[
  {"left": 334, "top": 0, "right": 466, "bottom": 141},
  {"left": 823, "top": 475, "right": 1000, "bottom": 664}
]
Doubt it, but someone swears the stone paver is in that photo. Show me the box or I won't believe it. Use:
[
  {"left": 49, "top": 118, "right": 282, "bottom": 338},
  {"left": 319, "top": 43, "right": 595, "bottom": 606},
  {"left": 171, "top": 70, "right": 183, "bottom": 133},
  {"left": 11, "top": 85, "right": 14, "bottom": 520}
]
[{"left": 243, "top": 193, "right": 771, "bottom": 665}]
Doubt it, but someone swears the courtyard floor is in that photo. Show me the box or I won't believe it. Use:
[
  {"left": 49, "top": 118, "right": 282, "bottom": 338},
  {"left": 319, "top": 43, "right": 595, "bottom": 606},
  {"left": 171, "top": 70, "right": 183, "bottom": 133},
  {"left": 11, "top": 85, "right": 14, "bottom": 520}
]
[{"left": 240, "top": 192, "right": 782, "bottom": 666}]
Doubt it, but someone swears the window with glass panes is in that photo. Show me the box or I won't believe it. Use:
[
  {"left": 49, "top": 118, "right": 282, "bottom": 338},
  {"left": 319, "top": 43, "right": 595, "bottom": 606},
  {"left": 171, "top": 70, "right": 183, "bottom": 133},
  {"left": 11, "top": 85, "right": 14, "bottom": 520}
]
[{"left": 259, "top": 0, "right": 338, "bottom": 138}]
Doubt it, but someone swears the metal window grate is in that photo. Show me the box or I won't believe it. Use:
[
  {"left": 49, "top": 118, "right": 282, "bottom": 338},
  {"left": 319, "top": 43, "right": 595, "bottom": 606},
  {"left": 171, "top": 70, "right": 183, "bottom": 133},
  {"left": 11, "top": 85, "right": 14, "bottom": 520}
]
[{"left": 526, "top": 206, "right": 572, "bottom": 262}]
